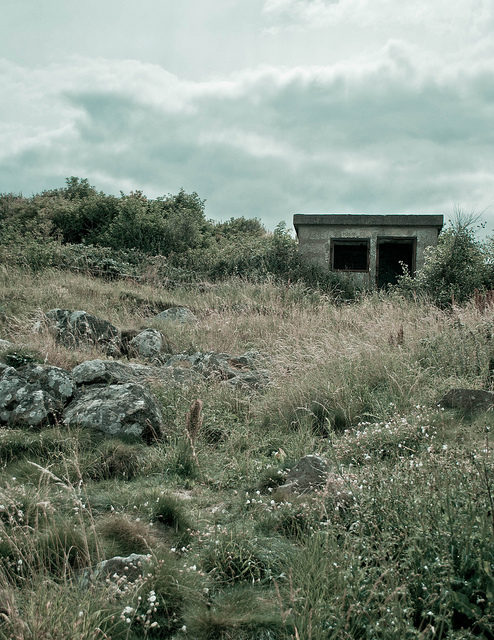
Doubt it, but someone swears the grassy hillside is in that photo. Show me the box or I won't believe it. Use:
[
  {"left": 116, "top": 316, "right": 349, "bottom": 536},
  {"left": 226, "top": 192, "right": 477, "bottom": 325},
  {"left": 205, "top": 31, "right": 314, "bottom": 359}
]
[{"left": 0, "top": 265, "right": 493, "bottom": 639}]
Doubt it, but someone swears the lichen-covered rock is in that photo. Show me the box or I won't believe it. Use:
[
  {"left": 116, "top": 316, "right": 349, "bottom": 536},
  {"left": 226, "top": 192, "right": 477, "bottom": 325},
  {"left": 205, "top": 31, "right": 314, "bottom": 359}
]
[
  {"left": 22, "top": 363, "right": 74, "bottom": 403},
  {"left": 44, "top": 309, "right": 121, "bottom": 351},
  {"left": 154, "top": 307, "right": 197, "bottom": 323},
  {"left": 0, "top": 364, "right": 74, "bottom": 428},
  {"left": 439, "top": 388, "right": 494, "bottom": 412},
  {"left": 165, "top": 350, "right": 269, "bottom": 389},
  {"left": 72, "top": 359, "right": 157, "bottom": 386},
  {"left": 63, "top": 383, "right": 164, "bottom": 442},
  {"left": 128, "top": 329, "right": 166, "bottom": 360}
]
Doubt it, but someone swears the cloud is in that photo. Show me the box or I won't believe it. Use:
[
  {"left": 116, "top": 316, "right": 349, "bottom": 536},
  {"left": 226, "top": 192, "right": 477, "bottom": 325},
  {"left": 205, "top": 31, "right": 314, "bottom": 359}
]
[
  {"left": 263, "top": 0, "right": 494, "bottom": 35},
  {"left": 2, "top": 44, "right": 494, "bottom": 230}
]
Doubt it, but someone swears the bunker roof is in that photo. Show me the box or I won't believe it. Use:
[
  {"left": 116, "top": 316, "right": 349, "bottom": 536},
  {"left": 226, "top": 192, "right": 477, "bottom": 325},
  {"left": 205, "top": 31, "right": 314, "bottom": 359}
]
[{"left": 293, "top": 214, "right": 444, "bottom": 231}]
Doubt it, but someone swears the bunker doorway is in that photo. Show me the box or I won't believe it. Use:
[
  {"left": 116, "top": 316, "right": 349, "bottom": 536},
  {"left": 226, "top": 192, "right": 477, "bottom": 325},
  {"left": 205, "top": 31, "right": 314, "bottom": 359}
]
[{"left": 377, "top": 238, "right": 415, "bottom": 288}]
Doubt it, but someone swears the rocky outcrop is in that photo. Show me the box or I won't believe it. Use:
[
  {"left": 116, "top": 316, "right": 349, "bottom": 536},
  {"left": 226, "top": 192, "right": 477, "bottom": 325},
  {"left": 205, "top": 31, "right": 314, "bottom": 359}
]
[
  {"left": 63, "top": 383, "right": 164, "bottom": 442},
  {"left": 0, "top": 363, "right": 74, "bottom": 428},
  {"left": 439, "top": 388, "right": 494, "bottom": 412},
  {"left": 43, "top": 309, "right": 120, "bottom": 352},
  {"left": 0, "top": 339, "right": 13, "bottom": 350},
  {"left": 154, "top": 307, "right": 197, "bottom": 323}
]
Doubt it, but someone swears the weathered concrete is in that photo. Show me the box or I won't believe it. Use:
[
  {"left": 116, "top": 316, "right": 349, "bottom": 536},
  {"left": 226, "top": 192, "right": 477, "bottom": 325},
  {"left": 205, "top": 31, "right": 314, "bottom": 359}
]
[{"left": 294, "top": 213, "right": 443, "bottom": 289}]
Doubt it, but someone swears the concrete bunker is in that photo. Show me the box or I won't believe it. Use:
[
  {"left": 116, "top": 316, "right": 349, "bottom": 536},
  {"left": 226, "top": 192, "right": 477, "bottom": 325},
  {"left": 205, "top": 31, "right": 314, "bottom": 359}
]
[{"left": 293, "top": 214, "right": 444, "bottom": 289}]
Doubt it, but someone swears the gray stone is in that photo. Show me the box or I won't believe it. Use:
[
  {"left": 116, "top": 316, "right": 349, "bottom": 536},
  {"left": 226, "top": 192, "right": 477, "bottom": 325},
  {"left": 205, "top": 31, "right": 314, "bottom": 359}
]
[
  {"left": 72, "top": 359, "right": 157, "bottom": 386},
  {"left": 277, "top": 455, "right": 331, "bottom": 497},
  {"left": 0, "top": 339, "right": 13, "bottom": 350},
  {"left": 439, "top": 388, "right": 494, "bottom": 412},
  {"left": 86, "top": 553, "right": 152, "bottom": 586},
  {"left": 22, "top": 363, "right": 74, "bottom": 404},
  {"left": 63, "top": 383, "right": 164, "bottom": 442},
  {"left": 165, "top": 350, "right": 269, "bottom": 389},
  {"left": 0, "top": 363, "right": 74, "bottom": 428},
  {"left": 128, "top": 329, "right": 165, "bottom": 359},
  {"left": 154, "top": 307, "right": 197, "bottom": 323},
  {"left": 44, "top": 309, "right": 120, "bottom": 351}
]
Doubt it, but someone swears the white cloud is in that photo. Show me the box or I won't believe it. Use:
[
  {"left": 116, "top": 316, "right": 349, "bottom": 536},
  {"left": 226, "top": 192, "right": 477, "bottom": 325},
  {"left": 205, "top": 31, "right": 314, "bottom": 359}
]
[{"left": 2, "top": 41, "right": 494, "bottom": 229}]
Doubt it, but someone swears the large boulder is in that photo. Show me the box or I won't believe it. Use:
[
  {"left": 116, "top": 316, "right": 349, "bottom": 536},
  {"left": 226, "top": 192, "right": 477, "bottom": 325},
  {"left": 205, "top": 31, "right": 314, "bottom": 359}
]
[
  {"left": 72, "top": 359, "right": 158, "bottom": 386},
  {"left": 63, "top": 383, "right": 164, "bottom": 442},
  {"left": 0, "top": 363, "right": 74, "bottom": 428},
  {"left": 154, "top": 307, "right": 197, "bottom": 324},
  {"left": 128, "top": 329, "right": 167, "bottom": 360},
  {"left": 439, "top": 388, "right": 494, "bottom": 412},
  {"left": 43, "top": 309, "right": 121, "bottom": 352}
]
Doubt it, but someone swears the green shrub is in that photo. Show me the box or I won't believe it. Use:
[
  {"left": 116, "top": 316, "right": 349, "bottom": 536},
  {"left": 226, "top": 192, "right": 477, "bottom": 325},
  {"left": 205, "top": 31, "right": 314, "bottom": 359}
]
[{"left": 397, "top": 213, "right": 493, "bottom": 306}]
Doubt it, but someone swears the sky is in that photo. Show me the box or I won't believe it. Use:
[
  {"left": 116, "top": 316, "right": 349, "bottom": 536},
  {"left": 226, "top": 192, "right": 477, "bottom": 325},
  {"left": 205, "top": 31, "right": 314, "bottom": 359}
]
[{"left": 1, "top": 0, "right": 494, "bottom": 232}]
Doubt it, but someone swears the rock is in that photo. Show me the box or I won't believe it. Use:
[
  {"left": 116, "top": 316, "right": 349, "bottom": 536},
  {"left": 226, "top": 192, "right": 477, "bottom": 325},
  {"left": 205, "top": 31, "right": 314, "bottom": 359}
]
[
  {"left": 84, "top": 553, "right": 152, "bottom": 587},
  {"left": 44, "top": 309, "right": 120, "bottom": 352},
  {"left": 128, "top": 329, "right": 166, "bottom": 360},
  {"left": 0, "top": 363, "right": 74, "bottom": 428},
  {"left": 72, "top": 359, "right": 158, "bottom": 386},
  {"left": 0, "top": 339, "right": 13, "bottom": 350},
  {"left": 71, "top": 358, "right": 198, "bottom": 387},
  {"left": 63, "top": 383, "right": 164, "bottom": 442},
  {"left": 23, "top": 363, "right": 74, "bottom": 403},
  {"left": 164, "top": 350, "right": 269, "bottom": 389},
  {"left": 439, "top": 388, "right": 494, "bottom": 412},
  {"left": 277, "top": 455, "right": 330, "bottom": 497},
  {"left": 158, "top": 365, "right": 201, "bottom": 385},
  {"left": 154, "top": 307, "right": 197, "bottom": 323}
]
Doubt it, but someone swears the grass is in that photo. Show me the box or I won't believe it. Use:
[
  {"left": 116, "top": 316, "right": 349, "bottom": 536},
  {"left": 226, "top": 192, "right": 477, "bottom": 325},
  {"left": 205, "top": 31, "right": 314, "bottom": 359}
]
[{"left": 0, "top": 264, "right": 493, "bottom": 638}]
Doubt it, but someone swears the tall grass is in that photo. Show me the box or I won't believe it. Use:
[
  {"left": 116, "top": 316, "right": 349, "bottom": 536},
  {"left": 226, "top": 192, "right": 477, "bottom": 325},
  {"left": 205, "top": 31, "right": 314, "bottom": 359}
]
[{"left": 0, "top": 264, "right": 493, "bottom": 638}]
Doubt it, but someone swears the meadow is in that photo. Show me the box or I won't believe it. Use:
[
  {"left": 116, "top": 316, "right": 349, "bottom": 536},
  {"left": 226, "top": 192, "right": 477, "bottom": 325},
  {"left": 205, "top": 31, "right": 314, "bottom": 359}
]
[{"left": 0, "top": 263, "right": 493, "bottom": 639}]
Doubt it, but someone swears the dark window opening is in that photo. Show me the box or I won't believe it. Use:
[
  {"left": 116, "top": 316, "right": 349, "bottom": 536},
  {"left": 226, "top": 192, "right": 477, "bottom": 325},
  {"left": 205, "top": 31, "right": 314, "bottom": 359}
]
[
  {"left": 332, "top": 239, "right": 369, "bottom": 271},
  {"left": 377, "top": 238, "right": 415, "bottom": 288}
]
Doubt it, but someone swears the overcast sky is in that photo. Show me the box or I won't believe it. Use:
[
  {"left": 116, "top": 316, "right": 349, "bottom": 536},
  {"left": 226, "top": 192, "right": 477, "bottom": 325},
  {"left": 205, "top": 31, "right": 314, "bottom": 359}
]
[{"left": 1, "top": 0, "right": 494, "bottom": 231}]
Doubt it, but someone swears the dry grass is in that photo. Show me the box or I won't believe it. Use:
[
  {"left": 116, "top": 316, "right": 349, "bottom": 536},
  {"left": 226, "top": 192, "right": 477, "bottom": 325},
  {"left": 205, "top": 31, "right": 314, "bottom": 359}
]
[{"left": 1, "top": 265, "right": 494, "bottom": 639}]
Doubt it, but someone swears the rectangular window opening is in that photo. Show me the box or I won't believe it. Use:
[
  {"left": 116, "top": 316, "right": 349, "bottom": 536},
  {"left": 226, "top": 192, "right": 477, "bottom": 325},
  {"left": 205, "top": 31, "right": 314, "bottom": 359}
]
[{"left": 331, "top": 239, "right": 369, "bottom": 271}]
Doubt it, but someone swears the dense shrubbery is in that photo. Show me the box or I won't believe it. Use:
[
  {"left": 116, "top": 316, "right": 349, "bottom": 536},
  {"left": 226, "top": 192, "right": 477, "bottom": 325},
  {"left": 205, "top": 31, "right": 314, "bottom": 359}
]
[
  {"left": 396, "top": 213, "right": 494, "bottom": 306},
  {"left": 0, "top": 177, "right": 344, "bottom": 294}
]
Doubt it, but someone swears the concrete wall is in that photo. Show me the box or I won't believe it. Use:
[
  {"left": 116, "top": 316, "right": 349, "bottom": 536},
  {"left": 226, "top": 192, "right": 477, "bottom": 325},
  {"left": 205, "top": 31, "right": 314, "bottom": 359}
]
[{"left": 295, "top": 218, "right": 442, "bottom": 289}]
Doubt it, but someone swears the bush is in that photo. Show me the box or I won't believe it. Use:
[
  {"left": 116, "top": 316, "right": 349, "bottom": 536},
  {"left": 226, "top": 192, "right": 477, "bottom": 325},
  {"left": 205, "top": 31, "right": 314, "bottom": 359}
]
[{"left": 397, "top": 213, "right": 493, "bottom": 306}]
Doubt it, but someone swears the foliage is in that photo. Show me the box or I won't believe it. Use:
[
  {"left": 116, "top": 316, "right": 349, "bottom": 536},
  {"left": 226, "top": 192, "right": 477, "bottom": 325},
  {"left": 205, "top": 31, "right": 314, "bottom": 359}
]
[
  {"left": 396, "top": 213, "right": 493, "bottom": 306},
  {"left": 0, "top": 178, "right": 350, "bottom": 294}
]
